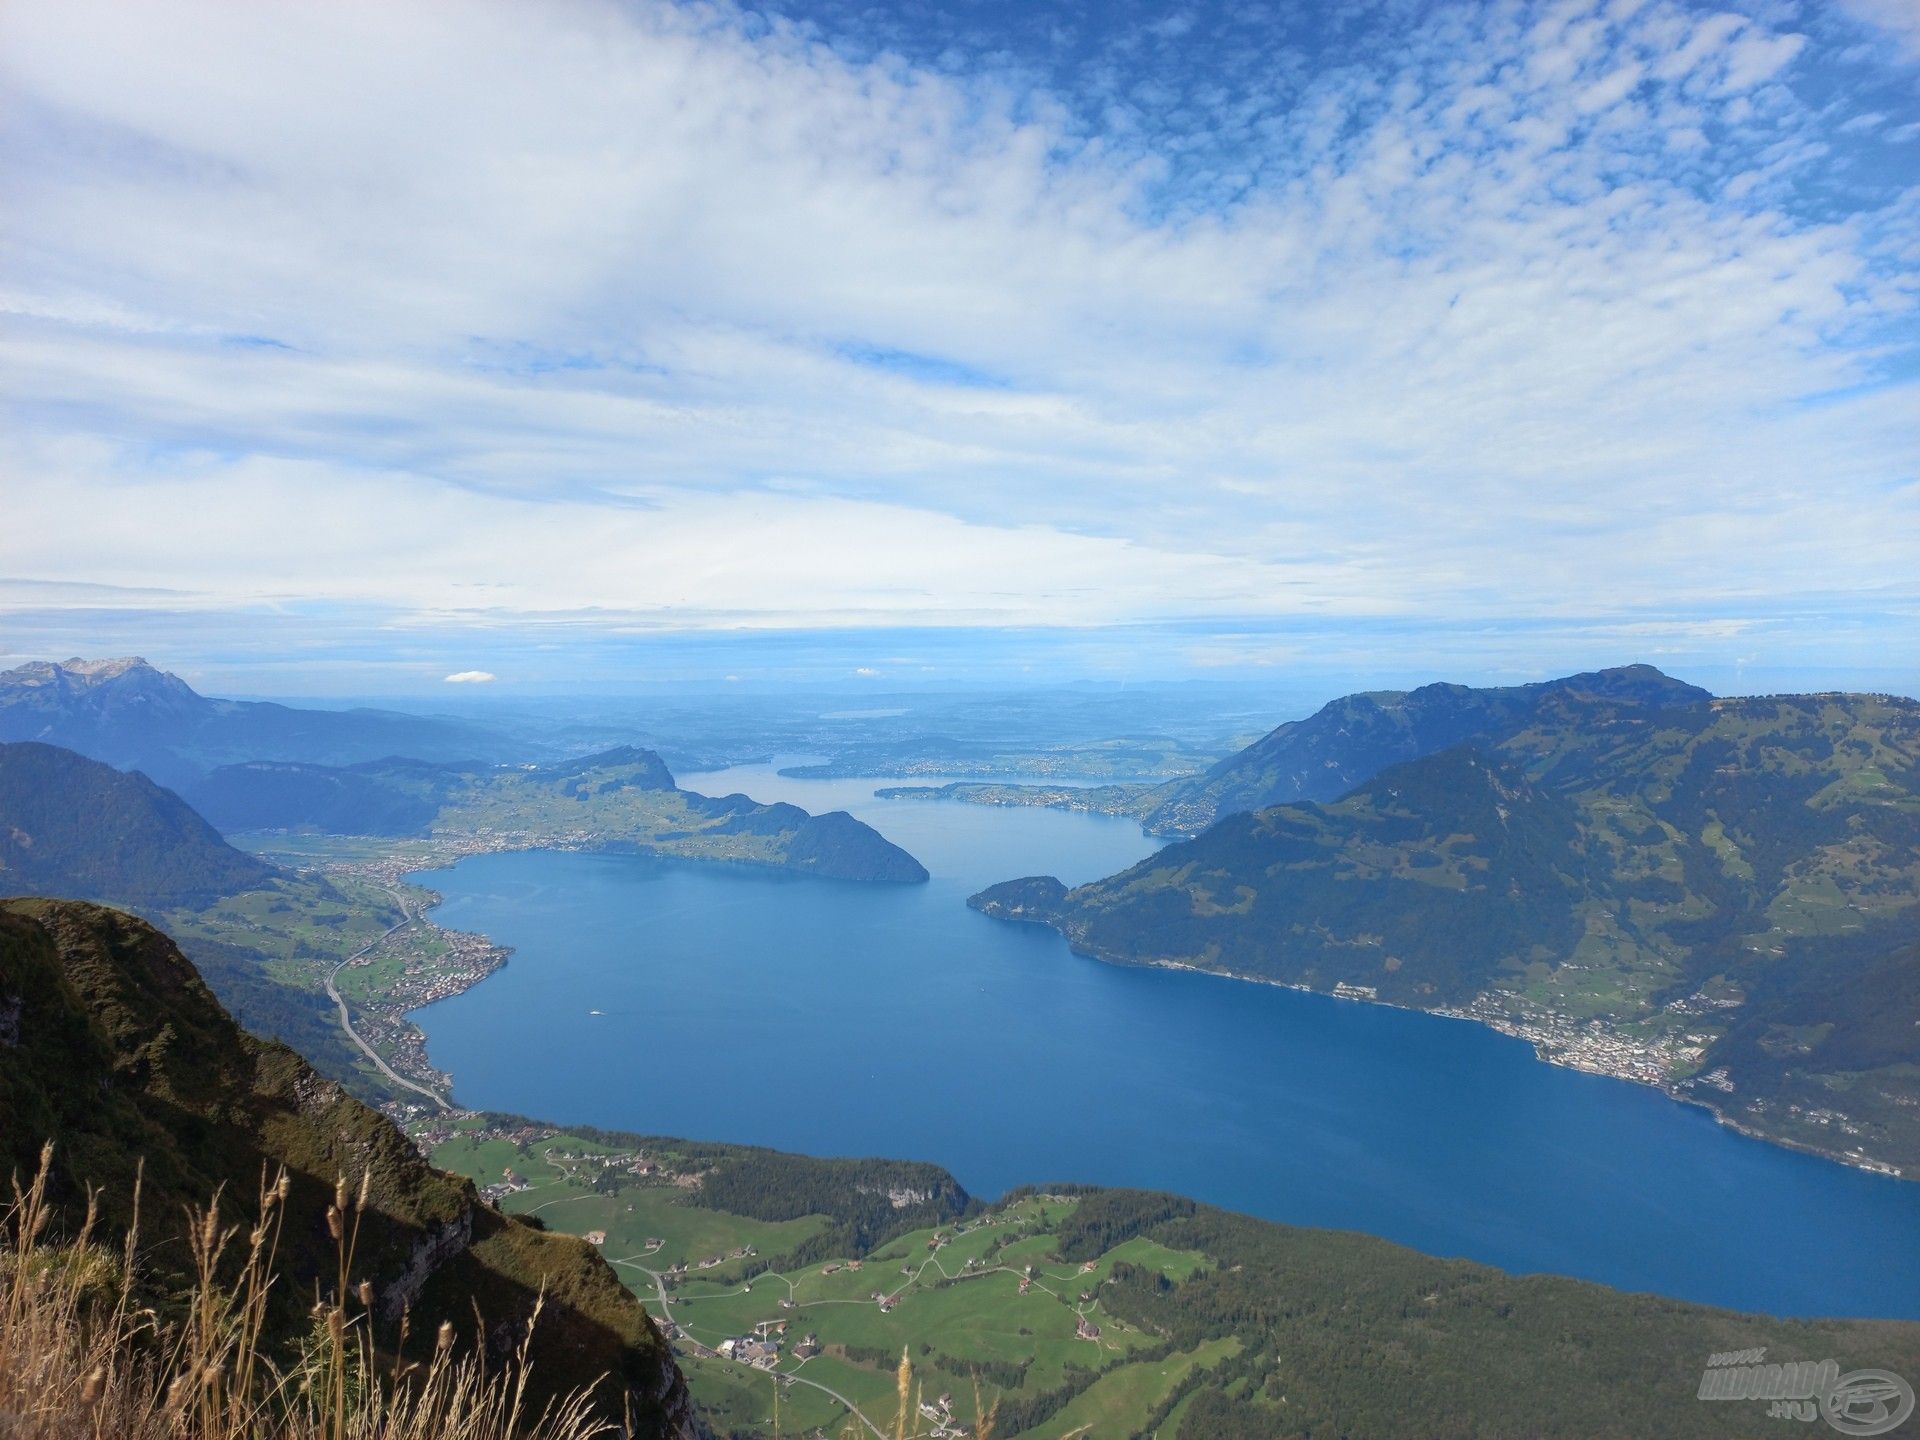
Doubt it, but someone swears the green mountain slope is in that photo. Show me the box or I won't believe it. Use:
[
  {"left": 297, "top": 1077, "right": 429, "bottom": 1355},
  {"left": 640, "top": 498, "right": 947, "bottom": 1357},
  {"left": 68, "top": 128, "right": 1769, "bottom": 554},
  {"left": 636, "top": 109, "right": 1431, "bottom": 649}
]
[
  {"left": 189, "top": 745, "right": 929, "bottom": 883},
  {"left": 0, "top": 740, "right": 275, "bottom": 906},
  {"left": 425, "top": 1116, "right": 1920, "bottom": 1440},
  {"left": 0, "top": 740, "right": 412, "bottom": 1089},
  {"left": 0, "top": 898, "right": 696, "bottom": 1437},
  {"left": 1135, "top": 663, "right": 1711, "bottom": 835},
  {"left": 973, "top": 688, "right": 1920, "bottom": 1173},
  {"left": 885, "top": 664, "right": 1712, "bottom": 837}
]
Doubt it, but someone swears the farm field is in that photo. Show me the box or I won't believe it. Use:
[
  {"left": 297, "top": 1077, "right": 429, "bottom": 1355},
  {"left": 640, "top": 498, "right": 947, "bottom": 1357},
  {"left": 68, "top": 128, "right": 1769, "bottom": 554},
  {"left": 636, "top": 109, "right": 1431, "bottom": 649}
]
[
  {"left": 421, "top": 1108, "right": 1920, "bottom": 1440},
  {"left": 430, "top": 1122, "right": 1226, "bottom": 1438}
]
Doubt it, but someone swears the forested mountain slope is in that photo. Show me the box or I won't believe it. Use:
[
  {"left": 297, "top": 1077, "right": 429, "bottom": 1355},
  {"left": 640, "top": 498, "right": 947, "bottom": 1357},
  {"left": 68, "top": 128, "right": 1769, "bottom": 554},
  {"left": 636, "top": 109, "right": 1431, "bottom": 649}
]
[
  {"left": 975, "top": 689, "right": 1920, "bottom": 1173},
  {"left": 0, "top": 740, "right": 275, "bottom": 905},
  {"left": 1136, "top": 662, "right": 1710, "bottom": 834}
]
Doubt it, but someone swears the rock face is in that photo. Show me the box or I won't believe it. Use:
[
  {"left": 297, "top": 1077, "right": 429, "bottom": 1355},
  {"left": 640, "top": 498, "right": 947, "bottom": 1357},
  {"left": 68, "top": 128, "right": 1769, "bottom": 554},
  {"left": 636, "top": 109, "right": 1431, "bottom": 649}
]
[
  {"left": 0, "top": 898, "right": 696, "bottom": 1438},
  {"left": 378, "top": 1208, "right": 475, "bottom": 1325}
]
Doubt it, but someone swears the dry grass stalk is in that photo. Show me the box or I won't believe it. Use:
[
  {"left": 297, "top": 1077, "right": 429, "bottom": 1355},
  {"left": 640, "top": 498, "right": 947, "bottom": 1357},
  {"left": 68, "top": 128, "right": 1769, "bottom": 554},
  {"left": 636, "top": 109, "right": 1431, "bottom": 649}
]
[{"left": 0, "top": 1146, "right": 611, "bottom": 1440}]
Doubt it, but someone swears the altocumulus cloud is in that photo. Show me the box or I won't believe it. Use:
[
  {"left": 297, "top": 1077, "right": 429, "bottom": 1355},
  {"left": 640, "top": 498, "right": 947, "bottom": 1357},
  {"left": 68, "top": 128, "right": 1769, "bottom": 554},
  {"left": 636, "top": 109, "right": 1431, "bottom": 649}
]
[{"left": 0, "top": 0, "right": 1915, "bottom": 675}]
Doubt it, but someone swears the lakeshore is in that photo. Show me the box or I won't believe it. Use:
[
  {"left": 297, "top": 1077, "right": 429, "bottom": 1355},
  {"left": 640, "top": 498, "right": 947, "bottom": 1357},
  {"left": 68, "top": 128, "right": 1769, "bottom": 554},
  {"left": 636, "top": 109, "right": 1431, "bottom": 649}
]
[
  {"left": 398, "top": 764, "right": 1920, "bottom": 1320},
  {"left": 226, "top": 765, "right": 1920, "bottom": 1316},
  {"left": 1134, "top": 956, "right": 1906, "bottom": 1181}
]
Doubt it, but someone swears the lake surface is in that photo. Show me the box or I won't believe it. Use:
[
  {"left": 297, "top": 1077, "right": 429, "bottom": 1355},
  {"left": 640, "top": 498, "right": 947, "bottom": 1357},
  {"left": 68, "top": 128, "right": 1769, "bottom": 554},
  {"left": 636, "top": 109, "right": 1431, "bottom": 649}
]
[{"left": 412, "top": 763, "right": 1920, "bottom": 1319}]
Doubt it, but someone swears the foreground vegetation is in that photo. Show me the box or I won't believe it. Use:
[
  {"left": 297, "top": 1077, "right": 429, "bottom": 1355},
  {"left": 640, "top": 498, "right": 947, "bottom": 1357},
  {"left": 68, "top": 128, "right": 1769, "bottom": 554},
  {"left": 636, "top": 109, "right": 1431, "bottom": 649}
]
[
  {"left": 0, "top": 900, "right": 692, "bottom": 1437},
  {"left": 1, "top": 1150, "right": 612, "bottom": 1440},
  {"left": 428, "top": 1116, "right": 1920, "bottom": 1440}
]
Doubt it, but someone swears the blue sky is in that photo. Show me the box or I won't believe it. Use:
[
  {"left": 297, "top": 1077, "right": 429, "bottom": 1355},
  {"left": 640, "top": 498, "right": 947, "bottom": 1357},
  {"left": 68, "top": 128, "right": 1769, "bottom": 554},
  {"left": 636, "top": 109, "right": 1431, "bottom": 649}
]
[{"left": 1, "top": 0, "right": 1916, "bottom": 697}]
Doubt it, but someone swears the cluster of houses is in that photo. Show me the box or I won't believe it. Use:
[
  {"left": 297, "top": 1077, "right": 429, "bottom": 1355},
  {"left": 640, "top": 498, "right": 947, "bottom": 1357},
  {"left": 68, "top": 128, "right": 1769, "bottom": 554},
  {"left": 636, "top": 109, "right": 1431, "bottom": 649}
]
[
  {"left": 715, "top": 1334, "right": 782, "bottom": 1368},
  {"left": 712, "top": 1320, "right": 819, "bottom": 1371},
  {"left": 479, "top": 1165, "right": 536, "bottom": 1206},
  {"left": 918, "top": 1392, "right": 965, "bottom": 1436}
]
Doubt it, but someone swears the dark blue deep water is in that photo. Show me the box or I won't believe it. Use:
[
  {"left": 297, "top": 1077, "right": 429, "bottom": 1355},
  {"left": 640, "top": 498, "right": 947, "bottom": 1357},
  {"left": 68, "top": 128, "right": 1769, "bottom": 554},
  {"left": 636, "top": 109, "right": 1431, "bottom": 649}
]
[{"left": 412, "top": 764, "right": 1920, "bottom": 1319}]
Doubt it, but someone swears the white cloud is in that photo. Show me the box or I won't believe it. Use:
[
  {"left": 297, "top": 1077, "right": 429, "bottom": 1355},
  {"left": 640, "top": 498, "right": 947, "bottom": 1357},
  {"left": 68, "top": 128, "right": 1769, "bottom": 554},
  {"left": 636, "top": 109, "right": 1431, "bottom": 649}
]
[
  {"left": 0, "top": 0, "right": 1913, "bottom": 664},
  {"left": 1831, "top": 0, "right": 1920, "bottom": 62},
  {"left": 444, "top": 670, "right": 496, "bottom": 683}
]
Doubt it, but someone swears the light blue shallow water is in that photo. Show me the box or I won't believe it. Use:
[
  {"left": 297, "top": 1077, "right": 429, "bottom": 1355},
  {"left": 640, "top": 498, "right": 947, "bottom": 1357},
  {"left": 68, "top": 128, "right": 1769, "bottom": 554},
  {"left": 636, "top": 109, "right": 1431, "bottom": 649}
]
[{"left": 411, "top": 764, "right": 1920, "bottom": 1319}]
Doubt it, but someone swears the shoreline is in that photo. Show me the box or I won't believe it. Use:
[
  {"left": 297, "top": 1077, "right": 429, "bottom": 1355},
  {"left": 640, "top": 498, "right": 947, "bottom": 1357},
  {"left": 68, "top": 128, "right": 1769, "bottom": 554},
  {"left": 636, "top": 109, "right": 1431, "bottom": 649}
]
[
  {"left": 295, "top": 833, "right": 1907, "bottom": 1184},
  {"left": 277, "top": 842, "right": 517, "bottom": 1107},
  {"left": 254, "top": 822, "right": 930, "bottom": 1107},
  {"left": 1113, "top": 952, "right": 1907, "bottom": 1183}
]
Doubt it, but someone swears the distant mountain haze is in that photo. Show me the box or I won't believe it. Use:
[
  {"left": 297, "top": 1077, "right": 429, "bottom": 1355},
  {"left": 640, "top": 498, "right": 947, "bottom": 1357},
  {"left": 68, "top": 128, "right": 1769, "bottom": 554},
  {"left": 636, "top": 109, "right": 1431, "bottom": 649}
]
[
  {"left": 0, "top": 658, "right": 928, "bottom": 883},
  {"left": 0, "top": 656, "right": 516, "bottom": 788}
]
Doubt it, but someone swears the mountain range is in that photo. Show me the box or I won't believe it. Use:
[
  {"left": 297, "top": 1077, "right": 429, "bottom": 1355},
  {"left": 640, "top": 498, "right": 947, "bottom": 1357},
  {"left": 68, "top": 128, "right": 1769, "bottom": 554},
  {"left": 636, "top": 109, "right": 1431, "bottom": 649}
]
[
  {"left": 973, "top": 669, "right": 1920, "bottom": 1173},
  {"left": 1132, "top": 662, "right": 1712, "bottom": 834},
  {"left": 0, "top": 656, "right": 519, "bottom": 789},
  {"left": 0, "top": 653, "right": 930, "bottom": 885},
  {"left": 6, "top": 655, "right": 1920, "bottom": 1435}
]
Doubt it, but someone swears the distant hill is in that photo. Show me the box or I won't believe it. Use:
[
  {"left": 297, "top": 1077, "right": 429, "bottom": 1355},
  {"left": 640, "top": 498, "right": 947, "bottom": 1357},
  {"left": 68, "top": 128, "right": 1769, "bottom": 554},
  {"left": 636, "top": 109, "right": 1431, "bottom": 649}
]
[
  {"left": 0, "top": 656, "right": 516, "bottom": 787},
  {"left": 0, "top": 739, "right": 412, "bottom": 1084},
  {"left": 1136, "top": 663, "right": 1712, "bottom": 834},
  {"left": 886, "top": 664, "right": 1715, "bottom": 836},
  {"left": 0, "top": 897, "right": 694, "bottom": 1435},
  {"left": 974, "top": 682, "right": 1920, "bottom": 1174},
  {"left": 186, "top": 745, "right": 675, "bottom": 836},
  {"left": 0, "top": 740, "right": 275, "bottom": 906},
  {"left": 189, "top": 745, "right": 930, "bottom": 883}
]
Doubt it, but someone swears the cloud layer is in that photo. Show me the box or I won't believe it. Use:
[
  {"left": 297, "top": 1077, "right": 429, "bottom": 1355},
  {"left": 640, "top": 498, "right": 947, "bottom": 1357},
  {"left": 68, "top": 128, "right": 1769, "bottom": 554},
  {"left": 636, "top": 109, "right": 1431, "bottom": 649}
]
[{"left": 1, "top": 0, "right": 1915, "bottom": 686}]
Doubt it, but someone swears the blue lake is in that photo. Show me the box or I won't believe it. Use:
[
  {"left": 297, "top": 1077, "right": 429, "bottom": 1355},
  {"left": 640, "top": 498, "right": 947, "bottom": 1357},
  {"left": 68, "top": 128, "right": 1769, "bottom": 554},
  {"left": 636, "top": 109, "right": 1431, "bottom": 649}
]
[{"left": 412, "top": 763, "right": 1920, "bottom": 1319}]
